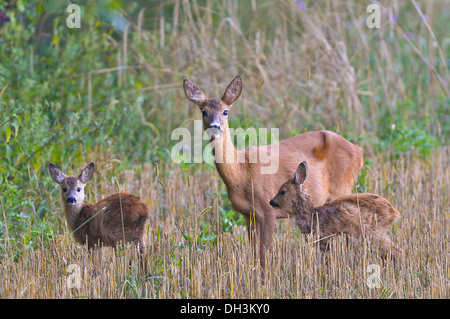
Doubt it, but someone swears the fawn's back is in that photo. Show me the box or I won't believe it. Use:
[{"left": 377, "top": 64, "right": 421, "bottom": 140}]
[
  {"left": 316, "top": 193, "right": 401, "bottom": 237},
  {"left": 78, "top": 193, "right": 150, "bottom": 248}
]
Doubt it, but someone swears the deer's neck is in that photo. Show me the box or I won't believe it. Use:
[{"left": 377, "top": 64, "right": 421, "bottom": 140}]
[
  {"left": 292, "top": 193, "right": 316, "bottom": 234},
  {"left": 212, "top": 127, "right": 244, "bottom": 189},
  {"left": 63, "top": 202, "right": 86, "bottom": 232}
]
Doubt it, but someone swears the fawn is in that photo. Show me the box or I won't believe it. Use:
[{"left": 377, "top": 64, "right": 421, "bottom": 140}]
[
  {"left": 183, "top": 75, "right": 363, "bottom": 270},
  {"left": 270, "top": 161, "right": 402, "bottom": 256},
  {"left": 49, "top": 162, "right": 150, "bottom": 253}
]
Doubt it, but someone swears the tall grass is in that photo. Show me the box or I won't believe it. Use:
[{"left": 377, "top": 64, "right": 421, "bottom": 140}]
[{"left": 1, "top": 147, "right": 448, "bottom": 298}]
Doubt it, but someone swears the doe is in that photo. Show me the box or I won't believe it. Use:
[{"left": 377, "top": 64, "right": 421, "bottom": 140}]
[
  {"left": 183, "top": 75, "right": 363, "bottom": 270},
  {"left": 270, "top": 161, "right": 402, "bottom": 256},
  {"left": 49, "top": 162, "right": 150, "bottom": 253}
]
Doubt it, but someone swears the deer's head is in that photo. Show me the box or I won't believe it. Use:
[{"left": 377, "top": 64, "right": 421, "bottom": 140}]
[
  {"left": 49, "top": 163, "right": 95, "bottom": 211},
  {"left": 183, "top": 75, "right": 242, "bottom": 141},
  {"left": 269, "top": 161, "right": 310, "bottom": 215}
]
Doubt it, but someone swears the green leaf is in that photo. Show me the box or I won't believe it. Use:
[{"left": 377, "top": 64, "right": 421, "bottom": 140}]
[{"left": 5, "top": 126, "right": 12, "bottom": 143}]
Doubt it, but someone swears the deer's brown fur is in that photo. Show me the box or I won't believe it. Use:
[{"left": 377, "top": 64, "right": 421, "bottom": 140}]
[
  {"left": 49, "top": 163, "right": 150, "bottom": 252},
  {"left": 270, "top": 161, "right": 402, "bottom": 255},
  {"left": 183, "top": 76, "right": 363, "bottom": 269}
]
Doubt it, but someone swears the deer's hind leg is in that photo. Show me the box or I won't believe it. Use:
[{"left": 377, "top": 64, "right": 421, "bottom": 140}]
[{"left": 373, "top": 230, "right": 402, "bottom": 261}]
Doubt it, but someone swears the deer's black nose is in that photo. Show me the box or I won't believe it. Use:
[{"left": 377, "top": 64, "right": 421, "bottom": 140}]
[
  {"left": 67, "top": 196, "right": 77, "bottom": 204},
  {"left": 209, "top": 124, "right": 221, "bottom": 130},
  {"left": 269, "top": 199, "right": 278, "bottom": 208}
]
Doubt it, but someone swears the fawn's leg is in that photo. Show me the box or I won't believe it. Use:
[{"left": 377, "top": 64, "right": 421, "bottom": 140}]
[
  {"left": 86, "top": 242, "right": 103, "bottom": 277},
  {"left": 319, "top": 236, "right": 331, "bottom": 254},
  {"left": 136, "top": 239, "right": 149, "bottom": 277},
  {"left": 374, "top": 231, "right": 403, "bottom": 261}
]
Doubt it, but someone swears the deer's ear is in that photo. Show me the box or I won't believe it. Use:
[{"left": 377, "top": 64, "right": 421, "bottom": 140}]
[
  {"left": 222, "top": 75, "right": 242, "bottom": 106},
  {"left": 79, "top": 162, "right": 95, "bottom": 184},
  {"left": 183, "top": 78, "right": 207, "bottom": 108},
  {"left": 49, "top": 163, "right": 66, "bottom": 184},
  {"left": 294, "top": 161, "right": 308, "bottom": 185}
]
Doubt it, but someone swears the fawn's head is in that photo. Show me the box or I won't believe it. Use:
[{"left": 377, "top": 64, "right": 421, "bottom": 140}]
[
  {"left": 49, "top": 163, "right": 95, "bottom": 210},
  {"left": 183, "top": 75, "right": 242, "bottom": 141},
  {"left": 269, "top": 161, "right": 311, "bottom": 215}
]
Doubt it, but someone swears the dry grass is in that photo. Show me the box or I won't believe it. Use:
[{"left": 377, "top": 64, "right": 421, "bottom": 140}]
[
  {"left": 1, "top": 147, "right": 448, "bottom": 298},
  {"left": 83, "top": 0, "right": 448, "bottom": 158}
]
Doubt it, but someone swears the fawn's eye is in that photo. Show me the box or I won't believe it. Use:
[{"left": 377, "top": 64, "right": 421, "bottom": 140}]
[
  {"left": 281, "top": 190, "right": 287, "bottom": 195},
  {"left": 62, "top": 188, "right": 67, "bottom": 193},
  {"left": 202, "top": 110, "right": 207, "bottom": 117},
  {"left": 77, "top": 188, "right": 81, "bottom": 192},
  {"left": 223, "top": 110, "right": 228, "bottom": 116}
]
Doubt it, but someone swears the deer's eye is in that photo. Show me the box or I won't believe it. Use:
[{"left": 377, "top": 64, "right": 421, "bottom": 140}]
[
  {"left": 77, "top": 188, "right": 81, "bottom": 192},
  {"left": 223, "top": 110, "right": 228, "bottom": 116},
  {"left": 62, "top": 188, "right": 67, "bottom": 193},
  {"left": 202, "top": 110, "right": 207, "bottom": 117},
  {"left": 281, "top": 190, "right": 287, "bottom": 195}
]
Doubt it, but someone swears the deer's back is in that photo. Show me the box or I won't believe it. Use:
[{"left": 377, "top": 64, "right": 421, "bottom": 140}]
[
  {"left": 78, "top": 193, "right": 150, "bottom": 247},
  {"left": 239, "top": 130, "right": 363, "bottom": 215},
  {"left": 318, "top": 193, "right": 401, "bottom": 236}
]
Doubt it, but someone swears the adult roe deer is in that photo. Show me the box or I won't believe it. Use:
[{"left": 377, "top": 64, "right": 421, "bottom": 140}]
[
  {"left": 183, "top": 75, "right": 363, "bottom": 270},
  {"left": 49, "top": 162, "right": 150, "bottom": 252},
  {"left": 270, "top": 161, "right": 402, "bottom": 256}
]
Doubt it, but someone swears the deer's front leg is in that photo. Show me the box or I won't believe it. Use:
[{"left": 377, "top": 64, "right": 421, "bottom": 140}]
[
  {"left": 258, "top": 212, "right": 276, "bottom": 273},
  {"left": 244, "top": 213, "right": 258, "bottom": 253}
]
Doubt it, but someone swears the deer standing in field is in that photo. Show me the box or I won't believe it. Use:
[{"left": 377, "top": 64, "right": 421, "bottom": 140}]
[
  {"left": 49, "top": 163, "right": 150, "bottom": 253},
  {"left": 183, "top": 75, "right": 364, "bottom": 270},
  {"left": 270, "top": 161, "right": 402, "bottom": 256}
]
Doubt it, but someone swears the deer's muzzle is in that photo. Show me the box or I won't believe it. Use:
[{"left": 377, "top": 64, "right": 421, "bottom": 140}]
[{"left": 67, "top": 196, "right": 77, "bottom": 205}]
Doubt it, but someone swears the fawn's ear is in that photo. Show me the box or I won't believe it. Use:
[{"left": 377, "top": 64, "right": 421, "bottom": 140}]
[
  {"left": 222, "top": 75, "right": 242, "bottom": 106},
  {"left": 294, "top": 161, "right": 308, "bottom": 185},
  {"left": 49, "top": 163, "right": 66, "bottom": 184},
  {"left": 183, "top": 78, "right": 207, "bottom": 108},
  {"left": 79, "top": 162, "right": 95, "bottom": 184}
]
